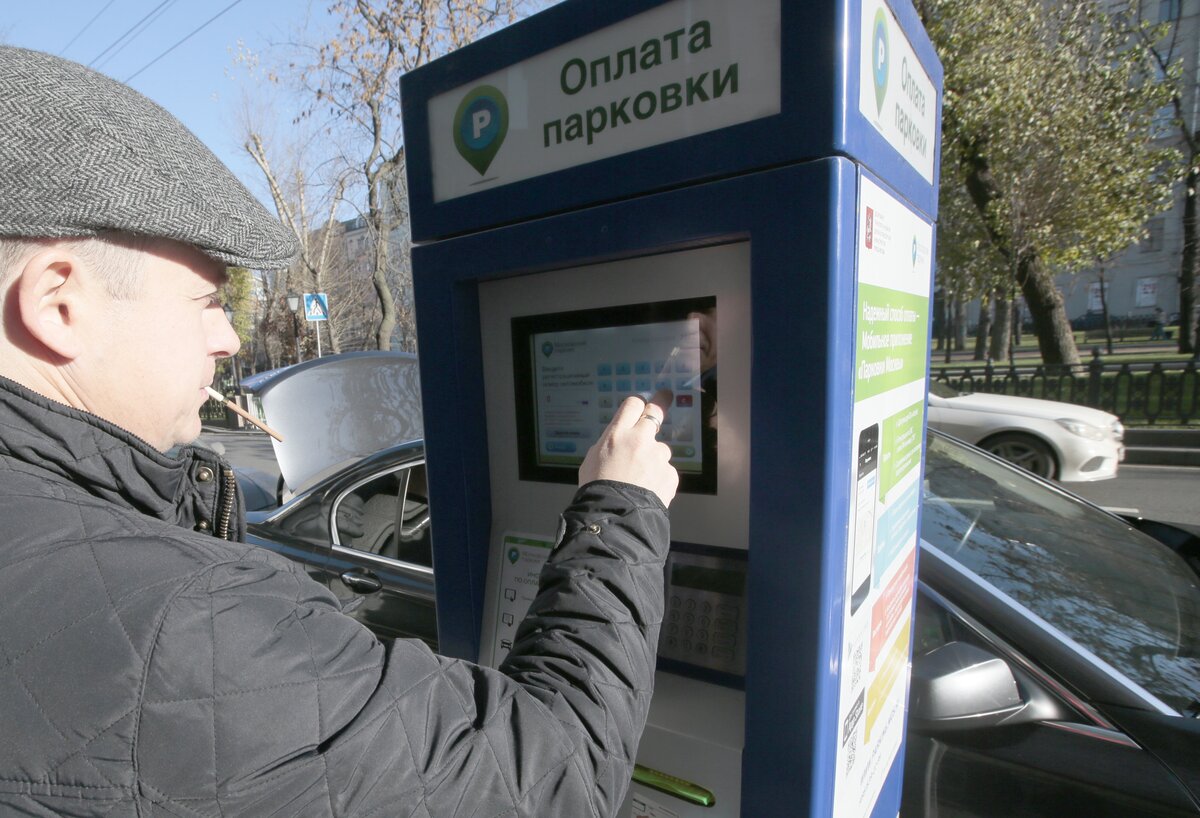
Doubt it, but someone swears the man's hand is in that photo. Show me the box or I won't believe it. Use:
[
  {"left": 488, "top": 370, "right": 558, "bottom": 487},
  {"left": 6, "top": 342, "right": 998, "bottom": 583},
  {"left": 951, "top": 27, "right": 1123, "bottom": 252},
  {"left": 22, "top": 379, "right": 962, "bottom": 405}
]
[{"left": 579, "top": 389, "right": 678, "bottom": 507}]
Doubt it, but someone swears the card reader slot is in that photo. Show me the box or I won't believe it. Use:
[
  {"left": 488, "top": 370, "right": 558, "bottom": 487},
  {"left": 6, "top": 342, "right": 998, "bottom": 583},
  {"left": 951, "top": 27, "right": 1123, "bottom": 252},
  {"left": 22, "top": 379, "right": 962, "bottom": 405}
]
[{"left": 632, "top": 763, "right": 717, "bottom": 808}]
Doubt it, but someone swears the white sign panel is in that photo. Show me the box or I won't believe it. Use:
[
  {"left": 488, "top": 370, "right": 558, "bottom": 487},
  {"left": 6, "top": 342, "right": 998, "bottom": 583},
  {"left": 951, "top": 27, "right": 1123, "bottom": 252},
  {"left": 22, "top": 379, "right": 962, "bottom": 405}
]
[
  {"left": 858, "top": 0, "right": 937, "bottom": 183},
  {"left": 1088, "top": 282, "right": 1107, "bottom": 313},
  {"left": 428, "top": 0, "right": 782, "bottom": 202}
]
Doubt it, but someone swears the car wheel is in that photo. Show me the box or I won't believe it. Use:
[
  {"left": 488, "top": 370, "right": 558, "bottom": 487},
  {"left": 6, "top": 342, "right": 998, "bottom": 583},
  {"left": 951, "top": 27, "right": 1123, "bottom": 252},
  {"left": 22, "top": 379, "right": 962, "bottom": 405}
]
[{"left": 980, "top": 433, "right": 1059, "bottom": 480}]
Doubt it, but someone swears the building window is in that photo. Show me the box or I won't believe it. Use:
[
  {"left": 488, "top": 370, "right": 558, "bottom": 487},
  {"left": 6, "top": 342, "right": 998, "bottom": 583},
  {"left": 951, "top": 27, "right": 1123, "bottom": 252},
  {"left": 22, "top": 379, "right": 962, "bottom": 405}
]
[
  {"left": 1153, "top": 104, "right": 1176, "bottom": 139},
  {"left": 1141, "top": 217, "right": 1165, "bottom": 253},
  {"left": 1136, "top": 277, "right": 1160, "bottom": 307},
  {"left": 1160, "top": 0, "right": 1181, "bottom": 22}
]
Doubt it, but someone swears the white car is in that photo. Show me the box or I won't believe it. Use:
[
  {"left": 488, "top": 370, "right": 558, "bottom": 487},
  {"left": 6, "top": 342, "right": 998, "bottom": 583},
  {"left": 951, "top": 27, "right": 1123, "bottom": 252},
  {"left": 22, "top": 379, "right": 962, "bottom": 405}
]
[{"left": 927, "top": 380, "right": 1124, "bottom": 482}]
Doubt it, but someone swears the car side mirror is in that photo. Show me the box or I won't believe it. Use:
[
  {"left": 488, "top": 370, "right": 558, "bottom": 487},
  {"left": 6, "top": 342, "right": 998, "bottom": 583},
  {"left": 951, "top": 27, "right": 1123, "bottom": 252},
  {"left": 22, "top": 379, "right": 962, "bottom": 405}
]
[{"left": 909, "top": 641, "right": 1027, "bottom": 733}]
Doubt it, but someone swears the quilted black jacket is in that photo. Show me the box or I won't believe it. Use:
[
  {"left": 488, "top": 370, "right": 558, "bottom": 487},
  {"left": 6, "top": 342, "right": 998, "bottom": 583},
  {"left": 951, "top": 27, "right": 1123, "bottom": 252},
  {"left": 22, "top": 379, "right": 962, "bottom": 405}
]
[{"left": 0, "top": 377, "right": 669, "bottom": 816}]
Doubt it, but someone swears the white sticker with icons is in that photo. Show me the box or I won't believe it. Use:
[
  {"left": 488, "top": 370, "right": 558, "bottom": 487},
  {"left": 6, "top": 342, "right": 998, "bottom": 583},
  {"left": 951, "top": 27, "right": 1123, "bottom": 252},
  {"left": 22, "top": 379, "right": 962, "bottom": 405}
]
[{"left": 490, "top": 532, "right": 555, "bottom": 667}]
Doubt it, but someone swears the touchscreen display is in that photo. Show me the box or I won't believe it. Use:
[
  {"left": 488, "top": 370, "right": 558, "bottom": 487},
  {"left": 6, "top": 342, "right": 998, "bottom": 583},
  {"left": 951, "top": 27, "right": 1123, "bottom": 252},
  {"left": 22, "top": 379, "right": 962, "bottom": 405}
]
[{"left": 512, "top": 296, "right": 717, "bottom": 493}]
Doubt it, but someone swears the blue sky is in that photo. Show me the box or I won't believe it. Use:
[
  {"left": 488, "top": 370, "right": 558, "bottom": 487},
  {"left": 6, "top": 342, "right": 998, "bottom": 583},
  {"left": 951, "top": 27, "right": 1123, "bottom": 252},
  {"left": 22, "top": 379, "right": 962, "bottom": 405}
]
[{"left": 3, "top": 0, "right": 332, "bottom": 210}]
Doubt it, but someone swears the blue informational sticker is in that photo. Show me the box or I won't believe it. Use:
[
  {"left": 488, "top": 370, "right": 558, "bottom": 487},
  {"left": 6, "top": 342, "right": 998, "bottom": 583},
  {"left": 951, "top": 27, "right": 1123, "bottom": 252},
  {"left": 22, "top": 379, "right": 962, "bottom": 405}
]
[{"left": 873, "top": 468, "right": 920, "bottom": 583}]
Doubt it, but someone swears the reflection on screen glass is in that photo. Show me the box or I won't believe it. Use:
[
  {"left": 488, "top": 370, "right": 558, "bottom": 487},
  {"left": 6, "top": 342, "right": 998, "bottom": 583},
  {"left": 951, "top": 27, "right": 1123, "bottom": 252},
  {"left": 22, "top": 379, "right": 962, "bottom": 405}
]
[{"left": 512, "top": 296, "right": 717, "bottom": 493}]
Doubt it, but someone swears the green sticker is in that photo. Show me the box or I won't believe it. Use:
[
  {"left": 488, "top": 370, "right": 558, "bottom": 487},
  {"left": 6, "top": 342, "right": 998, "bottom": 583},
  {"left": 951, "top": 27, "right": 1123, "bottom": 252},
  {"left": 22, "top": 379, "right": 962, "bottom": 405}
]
[
  {"left": 881, "top": 400, "right": 924, "bottom": 500},
  {"left": 453, "top": 85, "right": 509, "bottom": 176},
  {"left": 854, "top": 284, "right": 928, "bottom": 402}
]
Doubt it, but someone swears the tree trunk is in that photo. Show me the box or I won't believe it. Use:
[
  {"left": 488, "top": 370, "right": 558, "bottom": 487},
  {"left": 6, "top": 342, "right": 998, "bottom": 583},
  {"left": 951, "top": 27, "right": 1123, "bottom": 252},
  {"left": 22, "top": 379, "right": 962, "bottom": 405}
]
[
  {"left": 953, "top": 297, "right": 967, "bottom": 352},
  {"left": 933, "top": 289, "right": 944, "bottom": 351},
  {"left": 941, "top": 291, "right": 954, "bottom": 363},
  {"left": 372, "top": 262, "right": 396, "bottom": 350},
  {"left": 962, "top": 144, "right": 1079, "bottom": 366},
  {"left": 1097, "top": 270, "right": 1114, "bottom": 355},
  {"left": 1015, "top": 251, "right": 1080, "bottom": 366},
  {"left": 990, "top": 288, "right": 1011, "bottom": 362},
  {"left": 1180, "top": 158, "right": 1198, "bottom": 356},
  {"left": 367, "top": 188, "right": 397, "bottom": 351},
  {"left": 974, "top": 292, "right": 992, "bottom": 361}
]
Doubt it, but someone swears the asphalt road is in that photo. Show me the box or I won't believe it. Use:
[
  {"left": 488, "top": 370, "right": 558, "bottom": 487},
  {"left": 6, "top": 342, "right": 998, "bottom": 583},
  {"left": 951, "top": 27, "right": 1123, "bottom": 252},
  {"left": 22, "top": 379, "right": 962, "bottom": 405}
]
[
  {"left": 202, "top": 428, "right": 1200, "bottom": 530},
  {"left": 1063, "top": 464, "right": 1200, "bottom": 529}
]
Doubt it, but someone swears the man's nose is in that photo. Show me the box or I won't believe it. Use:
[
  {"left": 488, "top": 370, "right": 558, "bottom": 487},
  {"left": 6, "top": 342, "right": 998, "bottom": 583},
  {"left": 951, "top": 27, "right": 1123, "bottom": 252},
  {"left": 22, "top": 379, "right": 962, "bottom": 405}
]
[{"left": 210, "top": 307, "right": 241, "bottom": 358}]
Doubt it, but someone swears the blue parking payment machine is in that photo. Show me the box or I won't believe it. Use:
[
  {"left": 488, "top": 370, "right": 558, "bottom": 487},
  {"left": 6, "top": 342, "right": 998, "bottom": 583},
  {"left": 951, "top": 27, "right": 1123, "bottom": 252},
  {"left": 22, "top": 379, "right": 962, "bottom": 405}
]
[{"left": 401, "top": 1, "right": 942, "bottom": 815}]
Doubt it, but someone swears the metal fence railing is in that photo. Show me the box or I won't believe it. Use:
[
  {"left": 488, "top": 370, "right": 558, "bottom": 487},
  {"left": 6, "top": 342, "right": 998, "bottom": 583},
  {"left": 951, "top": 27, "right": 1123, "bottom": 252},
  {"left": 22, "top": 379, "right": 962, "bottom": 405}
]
[
  {"left": 199, "top": 393, "right": 268, "bottom": 430},
  {"left": 932, "top": 357, "right": 1200, "bottom": 426}
]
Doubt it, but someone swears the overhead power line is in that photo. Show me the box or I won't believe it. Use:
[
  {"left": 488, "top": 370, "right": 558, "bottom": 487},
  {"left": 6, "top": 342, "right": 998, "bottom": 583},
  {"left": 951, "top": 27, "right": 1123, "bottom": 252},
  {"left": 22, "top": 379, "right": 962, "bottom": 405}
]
[
  {"left": 88, "top": 0, "right": 175, "bottom": 67},
  {"left": 93, "top": 0, "right": 180, "bottom": 71},
  {"left": 60, "top": 0, "right": 117, "bottom": 57},
  {"left": 124, "top": 0, "right": 247, "bottom": 83}
]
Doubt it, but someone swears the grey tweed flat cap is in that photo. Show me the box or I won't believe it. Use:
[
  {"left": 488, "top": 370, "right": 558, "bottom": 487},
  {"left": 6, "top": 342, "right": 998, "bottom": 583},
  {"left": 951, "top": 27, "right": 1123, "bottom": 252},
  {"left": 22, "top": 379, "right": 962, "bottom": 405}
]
[{"left": 0, "top": 46, "right": 297, "bottom": 269}]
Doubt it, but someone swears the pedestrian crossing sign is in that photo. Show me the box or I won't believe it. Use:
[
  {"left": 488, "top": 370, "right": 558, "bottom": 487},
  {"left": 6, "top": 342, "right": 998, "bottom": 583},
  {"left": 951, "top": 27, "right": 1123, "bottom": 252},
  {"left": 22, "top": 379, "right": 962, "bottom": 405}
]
[{"left": 304, "top": 292, "right": 329, "bottom": 322}]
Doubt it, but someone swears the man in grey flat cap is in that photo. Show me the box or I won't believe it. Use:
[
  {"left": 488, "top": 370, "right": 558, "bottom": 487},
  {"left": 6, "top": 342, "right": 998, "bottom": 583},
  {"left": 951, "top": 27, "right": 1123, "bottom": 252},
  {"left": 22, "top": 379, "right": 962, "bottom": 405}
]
[{"left": 0, "top": 45, "right": 676, "bottom": 817}]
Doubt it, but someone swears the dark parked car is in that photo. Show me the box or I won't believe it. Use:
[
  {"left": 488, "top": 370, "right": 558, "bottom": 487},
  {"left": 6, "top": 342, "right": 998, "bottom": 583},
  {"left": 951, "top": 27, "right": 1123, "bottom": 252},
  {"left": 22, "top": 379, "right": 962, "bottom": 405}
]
[
  {"left": 241, "top": 425, "right": 1200, "bottom": 816},
  {"left": 246, "top": 440, "right": 436, "bottom": 643},
  {"left": 905, "top": 432, "right": 1200, "bottom": 817},
  {"left": 1070, "top": 310, "right": 1112, "bottom": 332}
]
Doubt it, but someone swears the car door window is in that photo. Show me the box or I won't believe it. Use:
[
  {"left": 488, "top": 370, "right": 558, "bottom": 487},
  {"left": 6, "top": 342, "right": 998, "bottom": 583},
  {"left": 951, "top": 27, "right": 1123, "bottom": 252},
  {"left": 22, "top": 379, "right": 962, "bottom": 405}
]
[
  {"left": 921, "top": 434, "right": 1200, "bottom": 715},
  {"left": 334, "top": 463, "right": 432, "bottom": 569}
]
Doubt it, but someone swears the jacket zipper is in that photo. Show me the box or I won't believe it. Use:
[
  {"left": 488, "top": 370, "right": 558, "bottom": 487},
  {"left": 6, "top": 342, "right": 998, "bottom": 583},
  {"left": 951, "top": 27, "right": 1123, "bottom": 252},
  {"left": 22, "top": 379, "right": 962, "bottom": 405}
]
[{"left": 217, "top": 465, "right": 236, "bottom": 540}]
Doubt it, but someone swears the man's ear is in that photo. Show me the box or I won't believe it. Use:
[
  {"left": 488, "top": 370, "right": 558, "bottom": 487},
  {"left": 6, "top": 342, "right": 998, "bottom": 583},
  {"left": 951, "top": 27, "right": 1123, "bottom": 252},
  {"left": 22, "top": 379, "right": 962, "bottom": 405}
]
[{"left": 15, "top": 248, "right": 94, "bottom": 360}]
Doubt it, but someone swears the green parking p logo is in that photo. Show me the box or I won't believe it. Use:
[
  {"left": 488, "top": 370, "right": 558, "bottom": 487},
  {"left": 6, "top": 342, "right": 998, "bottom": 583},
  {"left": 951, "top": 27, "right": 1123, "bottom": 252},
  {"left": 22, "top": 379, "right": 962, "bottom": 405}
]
[
  {"left": 872, "top": 8, "right": 890, "bottom": 114},
  {"left": 454, "top": 85, "right": 508, "bottom": 176}
]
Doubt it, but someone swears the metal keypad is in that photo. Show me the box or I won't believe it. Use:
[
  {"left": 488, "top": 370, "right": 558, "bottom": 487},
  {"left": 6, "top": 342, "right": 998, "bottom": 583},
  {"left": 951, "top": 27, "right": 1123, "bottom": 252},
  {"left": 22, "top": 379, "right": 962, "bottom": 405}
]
[{"left": 658, "top": 548, "right": 747, "bottom": 677}]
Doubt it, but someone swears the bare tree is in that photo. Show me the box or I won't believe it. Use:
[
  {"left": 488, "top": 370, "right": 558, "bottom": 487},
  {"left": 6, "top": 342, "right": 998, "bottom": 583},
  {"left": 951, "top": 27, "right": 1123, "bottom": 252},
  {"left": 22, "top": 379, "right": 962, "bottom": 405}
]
[
  {"left": 293, "top": 0, "right": 522, "bottom": 350},
  {"left": 246, "top": 132, "right": 349, "bottom": 354}
]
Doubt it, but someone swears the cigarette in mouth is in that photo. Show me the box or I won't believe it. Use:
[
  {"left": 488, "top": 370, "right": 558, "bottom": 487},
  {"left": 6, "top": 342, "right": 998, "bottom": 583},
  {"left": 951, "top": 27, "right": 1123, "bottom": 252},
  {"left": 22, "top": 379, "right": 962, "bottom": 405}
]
[{"left": 205, "top": 387, "right": 284, "bottom": 442}]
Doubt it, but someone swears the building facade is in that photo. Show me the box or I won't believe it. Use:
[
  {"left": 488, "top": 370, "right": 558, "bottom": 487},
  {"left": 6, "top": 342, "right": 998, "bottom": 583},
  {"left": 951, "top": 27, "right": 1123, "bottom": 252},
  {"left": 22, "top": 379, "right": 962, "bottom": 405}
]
[{"left": 1059, "top": 0, "right": 1198, "bottom": 327}]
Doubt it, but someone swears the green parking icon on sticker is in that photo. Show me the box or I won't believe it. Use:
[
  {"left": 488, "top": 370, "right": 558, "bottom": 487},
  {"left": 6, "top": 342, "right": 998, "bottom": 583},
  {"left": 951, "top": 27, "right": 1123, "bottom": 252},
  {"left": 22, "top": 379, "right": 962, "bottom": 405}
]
[
  {"left": 872, "top": 8, "right": 889, "bottom": 114},
  {"left": 454, "top": 85, "right": 509, "bottom": 175}
]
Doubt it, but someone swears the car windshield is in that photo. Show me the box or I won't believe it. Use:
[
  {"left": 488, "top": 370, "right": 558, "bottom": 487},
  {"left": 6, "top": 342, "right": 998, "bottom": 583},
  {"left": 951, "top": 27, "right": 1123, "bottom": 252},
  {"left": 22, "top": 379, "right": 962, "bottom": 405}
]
[{"left": 921, "top": 433, "right": 1200, "bottom": 716}]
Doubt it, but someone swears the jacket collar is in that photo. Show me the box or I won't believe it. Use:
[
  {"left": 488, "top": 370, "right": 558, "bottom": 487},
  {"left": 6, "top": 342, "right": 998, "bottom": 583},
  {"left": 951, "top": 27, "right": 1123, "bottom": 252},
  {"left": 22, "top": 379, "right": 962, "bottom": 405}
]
[{"left": 0, "top": 375, "right": 243, "bottom": 540}]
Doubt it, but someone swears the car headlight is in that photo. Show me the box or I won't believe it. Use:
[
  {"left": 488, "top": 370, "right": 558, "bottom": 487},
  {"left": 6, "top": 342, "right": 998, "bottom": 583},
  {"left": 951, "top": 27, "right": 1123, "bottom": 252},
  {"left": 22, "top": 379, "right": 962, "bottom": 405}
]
[
  {"left": 1111, "top": 420, "right": 1124, "bottom": 442},
  {"left": 1056, "top": 418, "right": 1108, "bottom": 441}
]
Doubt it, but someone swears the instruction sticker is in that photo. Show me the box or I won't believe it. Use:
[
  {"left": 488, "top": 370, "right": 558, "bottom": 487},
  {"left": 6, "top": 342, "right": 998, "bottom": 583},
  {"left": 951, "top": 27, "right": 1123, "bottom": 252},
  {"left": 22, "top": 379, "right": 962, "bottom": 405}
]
[
  {"left": 833, "top": 173, "right": 931, "bottom": 818},
  {"left": 490, "top": 532, "right": 555, "bottom": 666}
]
